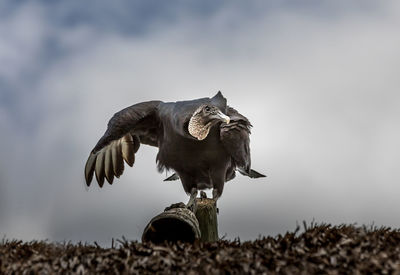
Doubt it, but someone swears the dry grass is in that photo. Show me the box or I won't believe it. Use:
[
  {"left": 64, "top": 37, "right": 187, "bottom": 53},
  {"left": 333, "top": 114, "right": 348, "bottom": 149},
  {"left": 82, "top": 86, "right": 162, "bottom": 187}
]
[{"left": 2, "top": 224, "right": 400, "bottom": 274}]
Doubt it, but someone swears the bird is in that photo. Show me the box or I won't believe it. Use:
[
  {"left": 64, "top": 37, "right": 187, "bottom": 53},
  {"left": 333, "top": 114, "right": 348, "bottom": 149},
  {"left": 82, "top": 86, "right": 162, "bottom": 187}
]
[{"left": 84, "top": 91, "right": 265, "bottom": 207}]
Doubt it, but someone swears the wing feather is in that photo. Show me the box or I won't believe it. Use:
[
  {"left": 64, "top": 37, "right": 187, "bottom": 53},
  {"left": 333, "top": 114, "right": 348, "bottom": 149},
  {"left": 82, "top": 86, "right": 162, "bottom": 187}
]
[
  {"left": 104, "top": 148, "right": 114, "bottom": 184},
  {"left": 84, "top": 153, "right": 96, "bottom": 185},
  {"left": 220, "top": 106, "right": 252, "bottom": 172},
  {"left": 121, "top": 134, "right": 135, "bottom": 167},
  {"left": 111, "top": 142, "right": 124, "bottom": 178},
  {"left": 95, "top": 152, "right": 105, "bottom": 187},
  {"left": 85, "top": 100, "right": 162, "bottom": 187}
]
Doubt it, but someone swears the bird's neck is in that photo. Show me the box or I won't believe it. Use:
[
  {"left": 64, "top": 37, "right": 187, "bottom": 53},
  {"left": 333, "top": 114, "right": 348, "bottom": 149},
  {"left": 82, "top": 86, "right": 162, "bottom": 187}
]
[{"left": 188, "top": 116, "right": 212, "bottom": 140}]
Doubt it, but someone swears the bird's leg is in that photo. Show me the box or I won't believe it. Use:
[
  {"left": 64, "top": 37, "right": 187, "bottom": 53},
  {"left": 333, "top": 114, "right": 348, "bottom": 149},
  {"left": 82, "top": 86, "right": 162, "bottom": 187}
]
[
  {"left": 212, "top": 188, "right": 221, "bottom": 203},
  {"left": 212, "top": 188, "right": 221, "bottom": 214},
  {"left": 186, "top": 188, "right": 198, "bottom": 212}
]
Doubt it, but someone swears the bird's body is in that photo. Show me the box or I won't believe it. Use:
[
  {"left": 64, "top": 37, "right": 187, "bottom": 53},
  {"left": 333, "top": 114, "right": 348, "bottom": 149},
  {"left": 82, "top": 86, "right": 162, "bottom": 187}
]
[
  {"left": 158, "top": 124, "right": 232, "bottom": 193},
  {"left": 85, "top": 92, "right": 264, "bottom": 202}
]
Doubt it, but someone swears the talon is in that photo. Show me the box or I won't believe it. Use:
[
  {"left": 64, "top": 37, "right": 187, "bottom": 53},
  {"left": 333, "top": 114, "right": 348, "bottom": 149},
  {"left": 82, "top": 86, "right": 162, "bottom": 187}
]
[{"left": 186, "top": 200, "right": 198, "bottom": 213}]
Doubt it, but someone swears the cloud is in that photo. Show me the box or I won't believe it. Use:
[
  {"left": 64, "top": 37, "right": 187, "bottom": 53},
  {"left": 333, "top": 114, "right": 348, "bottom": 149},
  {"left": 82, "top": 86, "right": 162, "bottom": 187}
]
[
  {"left": 0, "top": 3, "right": 46, "bottom": 81},
  {"left": 0, "top": 1, "right": 399, "bottom": 244}
]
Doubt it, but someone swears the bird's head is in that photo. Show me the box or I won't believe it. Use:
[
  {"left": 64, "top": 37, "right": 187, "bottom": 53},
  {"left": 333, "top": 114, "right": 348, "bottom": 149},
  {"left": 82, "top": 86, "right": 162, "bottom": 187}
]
[{"left": 188, "top": 104, "right": 230, "bottom": 140}]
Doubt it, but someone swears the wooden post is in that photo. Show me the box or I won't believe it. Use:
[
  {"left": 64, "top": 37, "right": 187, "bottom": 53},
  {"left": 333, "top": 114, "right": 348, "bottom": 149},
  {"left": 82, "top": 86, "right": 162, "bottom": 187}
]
[{"left": 194, "top": 197, "right": 219, "bottom": 242}]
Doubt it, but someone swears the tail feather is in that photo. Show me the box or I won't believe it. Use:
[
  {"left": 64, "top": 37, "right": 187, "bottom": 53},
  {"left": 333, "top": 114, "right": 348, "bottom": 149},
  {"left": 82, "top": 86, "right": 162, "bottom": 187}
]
[
  {"left": 238, "top": 168, "right": 266, "bottom": 178},
  {"left": 164, "top": 173, "right": 180, "bottom": 181},
  {"left": 164, "top": 169, "right": 265, "bottom": 182}
]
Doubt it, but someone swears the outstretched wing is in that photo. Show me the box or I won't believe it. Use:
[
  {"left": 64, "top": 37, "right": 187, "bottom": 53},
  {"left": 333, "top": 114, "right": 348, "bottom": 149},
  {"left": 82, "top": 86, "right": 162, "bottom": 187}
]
[
  {"left": 220, "top": 106, "right": 252, "bottom": 173},
  {"left": 85, "top": 100, "right": 162, "bottom": 187}
]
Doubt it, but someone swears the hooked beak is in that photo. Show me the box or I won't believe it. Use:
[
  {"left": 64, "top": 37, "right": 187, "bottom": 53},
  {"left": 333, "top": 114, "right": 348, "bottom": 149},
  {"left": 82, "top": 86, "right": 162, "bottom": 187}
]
[{"left": 216, "top": 111, "right": 230, "bottom": 124}]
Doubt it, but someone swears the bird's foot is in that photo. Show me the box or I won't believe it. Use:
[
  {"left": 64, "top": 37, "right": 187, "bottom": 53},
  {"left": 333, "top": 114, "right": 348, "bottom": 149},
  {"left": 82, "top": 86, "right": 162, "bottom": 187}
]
[
  {"left": 186, "top": 197, "right": 198, "bottom": 213},
  {"left": 164, "top": 202, "right": 186, "bottom": 212},
  {"left": 186, "top": 188, "right": 198, "bottom": 212},
  {"left": 212, "top": 189, "right": 220, "bottom": 205}
]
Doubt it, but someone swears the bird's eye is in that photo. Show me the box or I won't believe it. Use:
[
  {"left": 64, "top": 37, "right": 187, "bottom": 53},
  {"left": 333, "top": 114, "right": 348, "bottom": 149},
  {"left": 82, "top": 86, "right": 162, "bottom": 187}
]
[{"left": 204, "top": 106, "right": 211, "bottom": 112}]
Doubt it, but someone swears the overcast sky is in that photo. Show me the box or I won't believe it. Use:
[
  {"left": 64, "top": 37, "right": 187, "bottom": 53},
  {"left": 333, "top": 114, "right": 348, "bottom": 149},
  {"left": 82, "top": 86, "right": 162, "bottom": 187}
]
[{"left": 1, "top": 0, "right": 399, "bottom": 246}]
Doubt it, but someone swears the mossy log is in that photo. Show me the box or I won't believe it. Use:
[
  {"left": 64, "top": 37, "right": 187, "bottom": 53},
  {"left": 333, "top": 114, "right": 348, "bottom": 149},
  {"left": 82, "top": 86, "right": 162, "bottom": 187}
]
[
  {"left": 142, "top": 205, "right": 200, "bottom": 243},
  {"left": 142, "top": 196, "right": 219, "bottom": 243}
]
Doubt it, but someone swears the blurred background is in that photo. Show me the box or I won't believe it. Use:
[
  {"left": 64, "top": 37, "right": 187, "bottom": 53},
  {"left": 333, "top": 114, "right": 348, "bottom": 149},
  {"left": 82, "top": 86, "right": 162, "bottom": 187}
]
[{"left": 0, "top": 0, "right": 399, "bottom": 246}]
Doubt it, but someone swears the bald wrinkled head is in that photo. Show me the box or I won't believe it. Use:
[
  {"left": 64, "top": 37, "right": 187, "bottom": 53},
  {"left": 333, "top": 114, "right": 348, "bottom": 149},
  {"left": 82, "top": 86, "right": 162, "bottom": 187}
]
[{"left": 188, "top": 104, "right": 230, "bottom": 140}]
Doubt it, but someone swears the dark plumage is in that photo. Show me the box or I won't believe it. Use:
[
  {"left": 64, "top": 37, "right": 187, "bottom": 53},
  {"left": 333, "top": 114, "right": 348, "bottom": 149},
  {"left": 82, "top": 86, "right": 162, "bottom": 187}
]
[{"left": 84, "top": 92, "right": 265, "bottom": 202}]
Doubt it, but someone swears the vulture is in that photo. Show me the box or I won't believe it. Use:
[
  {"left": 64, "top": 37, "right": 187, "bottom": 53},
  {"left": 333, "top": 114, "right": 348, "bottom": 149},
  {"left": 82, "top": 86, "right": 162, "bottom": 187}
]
[{"left": 84, "top": 92, "right": 265, "bottom": 207}]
